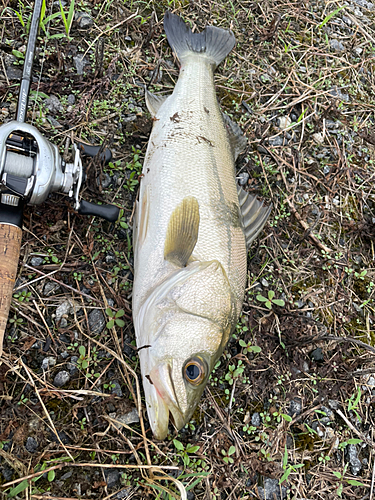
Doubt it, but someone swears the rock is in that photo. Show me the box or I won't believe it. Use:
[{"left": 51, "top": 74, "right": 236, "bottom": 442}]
[
  {"left": 60, "top": 471, "right": 73, "bottom": 481},
  {"left": 117, "top": 489, "right": 132, "bottom": 499},
  {"left": 6, "top": 66, "right": 23, "bottom": 80},
  {"left": 61, "top": 351, "right": 69, "bottom": 359},
  {"left": 67, "top": 94, "right": 76, "bottom": 105},
  {"left": 294, "top": 300, "right": 305, "bottom": 309},
  {"left": 67, "top": 356, "right": 79, "bottom": 375},
  {"left": 346, "top": 444, "right": 361, "bottom": 475},
  {"left": 47, "top": 116, "right": 62, "bottom": 128},
  {"left": 323, "top": 165, "right": 330, "bottom": 175},
  {"left": 251, "top": 412, "right": 261, "bottom": 427},
  {"left": 25, "top": 437, "right": 38, "bottom": 453},
  {"left": 53, "top": 371, "right": 70, "bottom": 387},
  {"left": 329, "top": 87, "right": 349, "bottom": 102},
  {"left": 44, "top": 95, "right": 63, "bottom": 114},
  {"left": 312, "top": 132, "right": 324, "bottom": 144},
  {"left": 50, "top": 430, "right": 71, "bottom": 444},
  {"left": 105, "top": 469, "right": 120, "bottom": 488},
  {"left": 110, "top": 380, "right": 123, "bottom": 397},
  {"left": 261, "top": 278, "right": 269, "bottom": 288},
  {"left": 88, "top": 309, "right": 106, "bottom": 334},
  {"left": 106, "top": 252, "right": 117, "bottom": 264},
  {"left": 73, "top": 55, "right": 89, "bottom": 75},
  {"left": 116, "top": 408, "right": 140, "bottom": 426},
  {"left": 55, "top": 299, "right": 78, "bottom": 322},
  {"left": 257, "top": 145, "right": 268, "bottom": 154},
  {"left": 330, "top": 39, "right": 345, "bottom": 52},
  {"left": 257, "top": 477, "right": 287, "bottom": 500},
  {"left": 278, "top": 116, "right": 291, "bottom": 130},
  {"left": 2, "top": 465, "right": 14, "bottom": 482},
  {"left": 43, "top": 282, "right": 61, "bottom": 296},
  {"left": 76, "top": 12, "right": 94, "bottom": 29},
  {"left": 310, "top": 347, "right": 324, "bottom": 362},
  {"left": 41, "top": 357, "right": 56, "bottom": 370},
  {"left": 30, "top": 256, "right": 44, "bottom": 266},
  {"left": 101, "top": 173, "right": 112, "bottom": 189},
  {"left": 238, "top": 172, "right": 249, "bottom": 186},
  {"left": 269, "top": 136, "right": 287, "bottom": 147},
  {"left": 289, "top": 399, "right": 302, "bottom": 416}
]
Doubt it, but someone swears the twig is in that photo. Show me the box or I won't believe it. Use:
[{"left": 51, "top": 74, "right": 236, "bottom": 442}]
[{"left": 336, "top": 409, "right": 375, "bottom": 450}]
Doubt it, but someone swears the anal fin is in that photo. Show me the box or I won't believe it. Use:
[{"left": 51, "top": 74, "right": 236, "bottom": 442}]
[
  {"left": 237, "top": 185, "right": 271, "bottom": 249},
  {"left": 164, "top": 197, "right": 200, "bottom": 267},
  {"left": 222, "top": 113, "right": 247, "bottom": 160},
  {"left": 145, "top": 90, "right": 169, "bottom": 118}
]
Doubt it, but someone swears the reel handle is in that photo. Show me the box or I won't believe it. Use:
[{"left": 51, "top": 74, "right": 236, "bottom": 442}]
[
  {"left": 0, "top": 223, "right": 22, "bottom": 356},
  {"left": 78, "top": 200, "right": 120, "bottom": 222}
]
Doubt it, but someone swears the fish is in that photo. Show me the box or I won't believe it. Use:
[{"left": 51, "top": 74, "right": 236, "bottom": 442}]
[{"left": 132, "top": 11, "right": 271, "bottom": 440}]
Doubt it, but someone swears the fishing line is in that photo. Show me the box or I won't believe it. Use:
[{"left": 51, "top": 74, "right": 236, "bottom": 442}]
[{"left": 31, "top": 0, "right": 54, "bottom": 126}]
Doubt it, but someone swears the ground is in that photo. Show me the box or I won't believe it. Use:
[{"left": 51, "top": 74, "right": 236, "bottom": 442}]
[{"left": 0, "top": 0, "right": 375, "bottom": 498}]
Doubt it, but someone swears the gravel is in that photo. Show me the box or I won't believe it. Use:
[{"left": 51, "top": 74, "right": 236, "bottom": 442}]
[
  {"left": 115, "top": 408, "right": 140, "bottom": 426},
  {"left": 30, "top": 256, "right": 44, "bottom": 266},
  {"left": 76, "top": 12, "right": 94, "bottom": 29},
  {"left": 41, "top": 357, "right": 56, "bottom": 370},
  {"left": 346, "top": 444, "right": 362, "bottom": 475},
  {"left": 257, "top": 477, "right": 287, "bottom": 500},
  {"left": 289, "top": 399, "right": 302, "bottom": 416},
  {"left": 25, "top": 437, "right": 38, "bottom": 453},
  {"left": 330, "top": 39, "right": 345, "bottom": 52},
  {"left": 110, "top": 380, "right": 123, "bottom": 397},
  {"left": 44, "top": 95, "right": 63, "bottom": 114},
  {"left": 88, "top": 309, "right": 106, "bottom": 334},
  {"left": 53, "top": 371, "right": 71, "bottom": 387},
  {"left": 105, "top": 469, "right": 120, "bottom": 488},
  {"left": 251, "top": 413, "right": 261, "bottom": 427},
  {"left": 310, "top": 347, "right": 324, "bottom": 362},
  {"left": 237, "top": 172, "right": 249, "bottom": 186}
]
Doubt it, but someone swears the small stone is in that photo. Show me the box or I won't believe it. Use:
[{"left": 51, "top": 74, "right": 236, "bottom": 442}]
[
  {"left": 55, "top": 299, "right": 78, "bottom": 322},
  {"left": 105, "top": 469, "right": 120, "bottom": 488},
  {"left": 67, "top": 94, "right": 76, "bottom": 105},
  {"left": 106, "top": 252, "right": 117, "bottom": 265},
  {"left": 101, "top": 173, "right": 112, "bottom": 189},
  {"left": 238, "top": 172, "right": 249, "bottom": 186},
  {"left": 73, "top": 55, "right": 89, "bottom": 75},
  {"left": 278, "top": 116, "right": 291, "bottom": 130},
  {"left": 53, "top": 371, "right": 70, "bottom": 387},
  {"left": 6, "top": 66, "right": 23, "bottom": 80},
  {"left": 67, "top": 356, "right": 79, "bottom": 375},
  {"left": 312, "top": 132, "right": 324, "bottom": 144},
  {"left": 289, "top": 399, "right": 302, "bottom": 416},
  {"left": 61, "top": 351, "right": 69, "bottom": 359},
  {"left": 76, "top": 12, "right": 94, "bottom": 29},
  {"left": 50, "top": 430, "right": 71, "bottom": 444},
  {"left": 60, "top": 471, "right": 73, "bottom": 481},
  {"left": 261, "top": 278, "right": 269, "bottom": 288},
  {"left": 2, "top": 466, "right": 14, "bottom": 482},
  {"left": 316, "top": 425, "right": 324, "bottom": 438},
  {"left": 47, "top": 116, "right": 62, "bottom": 128},
  {"left": 268, "top": 136, "right": 287, "bottom": 147},
  {"left": 257, "top": 145, "right": 268, "bottom": 154},
  {"left": 330, "top": 39, "right": 345, "bottom": 52},
  {"left": 116, "top": 408, "right": 140, "bottom": 427},
  {"left": 294, "top": 300, "right": 305, "bottom": 309},
  {"left": 44, "top": 95, "right": 63, "bottom": 114},
  {"left": 329, "top": 87, "right": 349, "bottom": 102},
  {"left": 110, "top": 380, "right": 123, "bottom": 397},
  {"left": 117, "top": 489, "right": 132, "bottom": 499},
  {"left": 30, "top": 256, "right": 44, "bottom": 266},
  {"left": 41, "top": 357, "right": 56, "bottom": 370},
  {"left": 346, "top": 444, "right": 362, "bottom": 475},
  {"left": 251, "top": 412, "right": 261, "bottom": 427},
  {"left": 323, "top": 165, "right": 330, "bottom": 175},
  {"left": 43, "top": 282, "right": 61, "bottom": 296},
  {"left": 88, "top": 309, "right": 106, "bottom": 335},
  {"left": 25, "top": 437, "right": 38, "bottom": 453},
  {"left": 257, "top": 477, "right": 287, "bottom": 500},
  {"left": 310, "top": 347, "right": 324, "bottom": 362}
]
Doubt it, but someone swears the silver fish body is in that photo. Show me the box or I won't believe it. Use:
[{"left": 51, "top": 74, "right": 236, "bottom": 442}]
[{"left": 132, "top": 12, "right": 270, "bottom": 440}]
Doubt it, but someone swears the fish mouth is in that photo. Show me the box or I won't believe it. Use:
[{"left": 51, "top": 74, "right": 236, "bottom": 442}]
[{"left": 146, "top": 362, "right": 185, "bottom": 440}]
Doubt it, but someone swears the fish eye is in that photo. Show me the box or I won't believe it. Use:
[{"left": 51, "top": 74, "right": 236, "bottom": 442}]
[{"left": 184, "top": 357, "right": 206, "bottom": 386}]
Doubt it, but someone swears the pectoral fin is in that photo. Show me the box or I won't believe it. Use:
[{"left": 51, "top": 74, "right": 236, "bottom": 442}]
[
  {"left": 164, "top": 197, "right": 200, "bottom": 267},
  {"left": 237, "top": 186, "right": 272, "bottom": 249},
  {"left": 145, "top": 90, "right": 169, "bottom": 118}
]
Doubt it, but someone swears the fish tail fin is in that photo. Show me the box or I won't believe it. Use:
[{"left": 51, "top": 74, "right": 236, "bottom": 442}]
[{"left": 164, "top": 11, "right": 236, "bottom": 68}]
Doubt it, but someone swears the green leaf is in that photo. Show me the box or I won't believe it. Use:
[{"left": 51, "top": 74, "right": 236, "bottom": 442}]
[
  {"left": 265, "top": 300, "right": 272, "bottom": 309},
  {"left": 337, "top": 483, "right": 343, "bottom": 496},
  {"left": 82, "top": 360, "right": 89, "bottom": 369},
  {"left": 116, "top": 319, "right": 125, "bottom": 328},
  {"left": 106, "top": 319, "right": 115, "bottom": 329},
  {"left": 239, "top": 339, "right": 247, "bottom": 347},
  {"left": 40, "top": 0, "right": 46, "bottom": 25},
  {"left": 268, "top": 290, "right": 275, "bottom": 300},
  {"left": 332, "top": 471, "right": 342, "bottom": 479},
  {"left": 13, "top": 10, "right": 25, "bottom": 27},
  {"left": 173, "top": 439, "right": 184, "bottom": 451},
  {"left": 48, "top": 469, "right": 55, "bottom": 482},
  {"left": 281, "top": 414, "right": 292, "bottom": 422},
  {"left": 272, "top": 299, "right": 285, "bottom": 307},
  {"left": 116, "top": 309, "right": 125, "bottom": 318},
  {"left": 12, "top": 49, "right": 24, "bottom": 59},
  {"left": 256, "top": 294, "right": 268, "bottom": 302},
  {"left": 8, "top": 480, "right": 29, "bottom": 497},
  {"left": 67, "top": 0, "right": 75, "bottom": 32},
  {"left": 228, "top": 446, "right": 236, "bottom": 456},
  {"left": 279, "top": 466, "right": 292, "bottom": 484},
  {"left": 318, "top": 6, "right": 345, "bottom": 28},
  {"left": 282, "top": 444, "right": 288, "bottom": 468},
  {"left": 346, "top": 480, "right": 366, "bottom": 486},
  {"left": 347, "top": 438, "right": 362, "bottom": 445},
  {"left": 186, "top": 445, "right": 200, "bottom": 454},
  {"left": 251, "top": 345, "right": 261, "bottom": 353},
  {"left": 78, "top": 345, "right": 86, "bottom": 356}
]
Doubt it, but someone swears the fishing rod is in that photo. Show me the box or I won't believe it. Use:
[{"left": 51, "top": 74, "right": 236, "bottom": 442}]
[{"left": 0, "top": 0, "right": 120, "bottom": 356}]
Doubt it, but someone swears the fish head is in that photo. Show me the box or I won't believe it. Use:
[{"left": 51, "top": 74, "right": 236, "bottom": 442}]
[{"left": 136, "top": 260, "right": 235, "bottom": 439}]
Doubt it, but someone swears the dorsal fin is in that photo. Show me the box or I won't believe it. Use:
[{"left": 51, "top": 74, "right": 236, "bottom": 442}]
[
  {"left": 237, "top": 185, "right": 271, "bottom": 249},
  {"left": 164, "top": 196, "right": 200, "bottom": 267},
  {"left": 145, "top": 90, "right": 169, "bottom": 118},
  {"left": 222, "top": 113, "right": 247, "bottom": 160}
]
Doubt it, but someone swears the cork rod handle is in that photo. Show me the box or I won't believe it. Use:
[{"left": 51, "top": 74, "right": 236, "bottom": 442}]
[{"left": 0, "top": 223, "right": 22, "bottom": 357}]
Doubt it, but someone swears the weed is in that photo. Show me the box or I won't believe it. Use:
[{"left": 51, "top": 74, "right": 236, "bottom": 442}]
[
  {"left": 279, "top": 445, "right": 304, "bottom": 484},
  {"left": 221, "top": 445, "right": 236, "bottom": 464},
  {"left": 59, "top": 0, "right": 75, "bottom": 37},
  {"left": 256, "top": 290, "right": 285, "bottom": 309},
  {"left": 173, "top": 439, "right": 200, "bottom": 467},
  {"left": 106, "top": 308, "right": 126, "bottom": 329}
]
